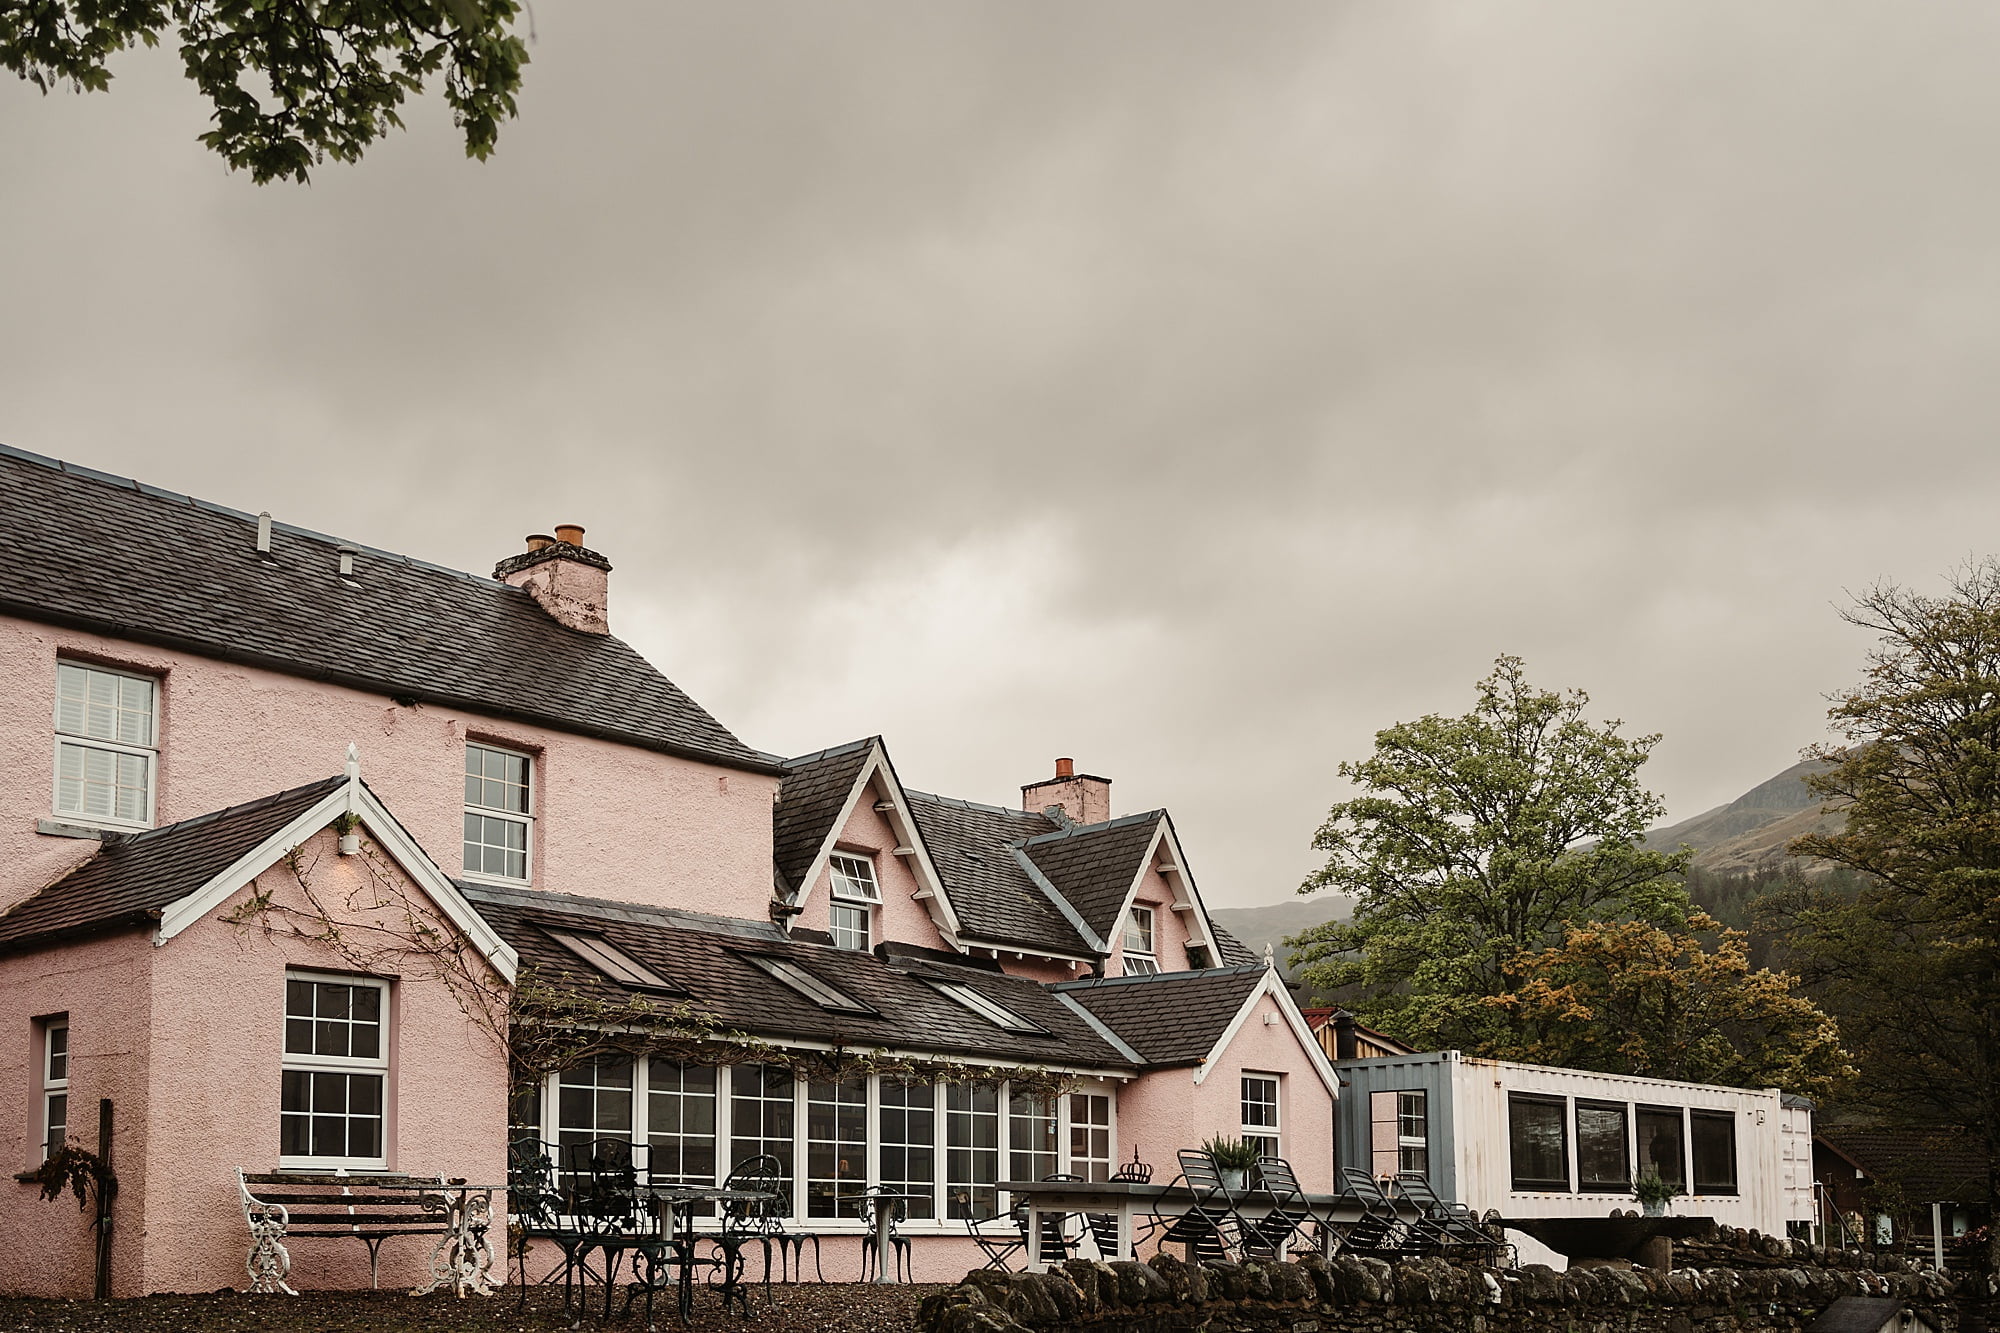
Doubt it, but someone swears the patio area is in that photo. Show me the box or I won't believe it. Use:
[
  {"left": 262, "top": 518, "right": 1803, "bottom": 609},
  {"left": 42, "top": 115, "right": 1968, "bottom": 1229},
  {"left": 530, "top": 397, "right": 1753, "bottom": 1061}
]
[{"left": 0, "top": 1283, "right": 950, "bottom": 1333}]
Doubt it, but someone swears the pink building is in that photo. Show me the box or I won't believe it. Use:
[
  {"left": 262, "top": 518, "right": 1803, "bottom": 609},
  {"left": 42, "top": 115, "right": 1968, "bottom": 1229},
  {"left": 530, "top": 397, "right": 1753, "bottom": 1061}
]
[{"left": 0, "top": 445, "right": 1337, "bottom": 1295}]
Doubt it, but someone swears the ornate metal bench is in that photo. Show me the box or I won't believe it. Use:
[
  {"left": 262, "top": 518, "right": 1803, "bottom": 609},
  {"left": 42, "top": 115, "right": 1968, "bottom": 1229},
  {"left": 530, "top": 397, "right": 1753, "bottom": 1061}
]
[{"left": 237, "top": 1168, "right": 458, "bottom": 1294}]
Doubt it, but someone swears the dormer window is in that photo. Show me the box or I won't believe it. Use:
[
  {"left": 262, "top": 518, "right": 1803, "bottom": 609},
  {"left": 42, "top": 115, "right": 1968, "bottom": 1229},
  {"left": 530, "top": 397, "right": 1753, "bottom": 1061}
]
[
  {"left": 53, "top": 662, "right": 158, "bottom": 828},
  {"left": 827, "top": 852, "right": 880, "bottom": 952},
  {"left": 1121, "top": 905, "right": 1158, "bottom": 975},
  {"left": 464, "top": 742, "right": 531, "bottom": 883}
]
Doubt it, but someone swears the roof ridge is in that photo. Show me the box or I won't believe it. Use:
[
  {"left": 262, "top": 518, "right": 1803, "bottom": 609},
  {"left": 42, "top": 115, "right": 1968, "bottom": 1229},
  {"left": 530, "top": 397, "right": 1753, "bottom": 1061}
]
[
  {"left": 1018, "top": 808, "right": 1167, "bottom": 847},
  {"left": 0, "top": 442, "right": 510, "bottom": 592},
  {"left": 903, "top": 787, "right": 1049, "bottom": 821},
  {"left": 781, "top": 736, "right": 879, "bottom": 768},
  {"left": 1048, "top": 963, "right": 1265, "bottom": 991}
]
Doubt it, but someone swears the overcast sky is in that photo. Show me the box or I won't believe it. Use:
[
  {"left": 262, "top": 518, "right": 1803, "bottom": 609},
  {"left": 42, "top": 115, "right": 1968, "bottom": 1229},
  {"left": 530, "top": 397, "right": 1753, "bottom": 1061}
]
[{"left": 5, "top": 3, "right": 1998, "bottom": 908}]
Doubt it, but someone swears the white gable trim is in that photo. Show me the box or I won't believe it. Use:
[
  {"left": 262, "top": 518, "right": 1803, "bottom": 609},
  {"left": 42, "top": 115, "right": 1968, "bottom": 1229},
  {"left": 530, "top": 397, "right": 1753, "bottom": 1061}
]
[
  {"left": 1190, "top": 969, "right": 1341, "bottom": 1100},
  {"left": 792, "top": 741, "right": 967, "bottom": 947},
  {"left": 153, "top": 777, "right": 518, "bottom": 982},
  {"left": 1103, "top": 817, "right": 1221, "bottom": 966}
]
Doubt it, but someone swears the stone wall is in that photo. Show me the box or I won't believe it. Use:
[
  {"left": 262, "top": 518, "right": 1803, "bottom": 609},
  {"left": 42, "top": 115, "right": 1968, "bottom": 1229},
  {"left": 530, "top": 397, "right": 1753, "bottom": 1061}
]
[{"left": 918, "top": 1243, "right": 1988, "bottom": 1333}]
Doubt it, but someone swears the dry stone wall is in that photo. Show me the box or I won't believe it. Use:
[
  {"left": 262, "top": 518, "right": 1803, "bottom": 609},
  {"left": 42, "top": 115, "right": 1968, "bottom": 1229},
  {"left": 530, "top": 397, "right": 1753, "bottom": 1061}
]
[{"left": 918, "top": 1240, "right": 1988, "bottom": 1333}]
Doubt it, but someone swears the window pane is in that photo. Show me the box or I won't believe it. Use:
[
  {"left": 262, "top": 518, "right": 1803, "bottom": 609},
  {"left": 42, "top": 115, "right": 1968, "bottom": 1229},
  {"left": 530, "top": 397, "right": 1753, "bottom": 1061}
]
[
  {"left": 1509, "top": 1095, "right": 1569, "bottom": 1190},
  {"left": 880, "top": 1080, "right": 936, "bottom": 1218},
  {"left": 1637, "top": 1107, "right": 1685, "bottom": 1187},
  {"left": 648, "top": 1061, "right": 719, "bottom": 1205},
  {"left": 1007, "top": 1092, "right": 1057, "bottom": 1184},
  {"left": 1691, "top": 1112, "right": 1737, "bottom": 1194},
  {"left": 43, "top": 1093, "right": 67, "bottom": 1157},
  {"left": 729, "top": 1064, "right": 796, "bottom": 1210},
  {"left": 945, "top": 1083, "right": 1000, "bottom": 1219},
  {"left": 805, "top": 1078, "right": 868, "bottom": 1218},
  {"left": 1576, "top": 1102, "right": 1630, "bottom": 1192},
  {"left": 1068, "top": 1093, "right": 1111, "bottom": 1181}
]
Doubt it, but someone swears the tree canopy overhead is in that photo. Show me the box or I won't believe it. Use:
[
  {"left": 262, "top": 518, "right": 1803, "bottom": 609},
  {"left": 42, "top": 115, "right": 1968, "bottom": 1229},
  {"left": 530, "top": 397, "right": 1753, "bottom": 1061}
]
[
  {"left": 1, "top": 0, "right": 528, "bottom": 183},
  {"left": 1289, "top": 655, "right": 1692, "bottom": 1053}
]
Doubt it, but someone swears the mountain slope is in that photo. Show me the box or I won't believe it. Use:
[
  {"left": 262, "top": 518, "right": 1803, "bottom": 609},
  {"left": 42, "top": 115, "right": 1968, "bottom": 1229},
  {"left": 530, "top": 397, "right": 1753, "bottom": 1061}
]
[
  {"left": 1210, "top": 895, "right": 1353, "bottom": 979},
  {"left": 1645, "top": 758, "right": 1844, "bottom": 876}
]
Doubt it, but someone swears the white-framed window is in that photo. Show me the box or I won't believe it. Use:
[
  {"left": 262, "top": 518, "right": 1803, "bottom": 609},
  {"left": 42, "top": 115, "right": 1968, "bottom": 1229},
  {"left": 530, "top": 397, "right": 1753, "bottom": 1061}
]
[
  {"left": 1121, "top": 905, "right": 1159, "bottom": 975},
  {"left": 827, "top": 852, "right": 879, "bottom": 952},
  {"left": 53, "top": 661, "right": 158, "bottom": 829},
  {"left": 40, "top": 1018, "right": 69, "bottom": 1163},
  {"left": 464, "top": 742, "right": 532, "bottom": 883},
  {"left": 1242, "top": 1073, "right": 1280, "bottom": 1158},
  {"left": 1371, "top": 1089, "right": 1428, "bottom": 1179},
  {"left": 281, "top": 973, "right": 389, "bottom": 1168},
  {"left": 527, "top": 1064, "right": 1116, "bottom": 1227}
]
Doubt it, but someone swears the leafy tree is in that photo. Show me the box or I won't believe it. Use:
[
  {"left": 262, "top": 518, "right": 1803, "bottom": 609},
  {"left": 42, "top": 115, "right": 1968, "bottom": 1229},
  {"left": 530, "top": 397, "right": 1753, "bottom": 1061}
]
[
  {"left": 1487, "top": 911, "right": 1851, "bottom": 1099},
  {"left": 1288, "top": 656, "right": 1690, "bottom": 1052},
  {"left": 1, "top": 0, "right": 527, "bottom": 183},
  {"left": 1776, "top": 559, "right": 2000, "bottom": 1274}
]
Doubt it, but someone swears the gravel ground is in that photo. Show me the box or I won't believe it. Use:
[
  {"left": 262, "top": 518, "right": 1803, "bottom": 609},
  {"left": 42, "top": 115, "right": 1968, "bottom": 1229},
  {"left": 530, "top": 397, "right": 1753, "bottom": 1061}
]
[{"left": 0, "top": 1283, "right": 949, "bottom": 1332}]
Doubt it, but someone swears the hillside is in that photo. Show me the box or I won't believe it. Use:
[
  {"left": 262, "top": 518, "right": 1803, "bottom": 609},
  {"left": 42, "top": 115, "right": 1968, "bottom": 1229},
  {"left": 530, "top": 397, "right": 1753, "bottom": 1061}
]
[
  {"left": 1210, "top": 895, "right": 1353, "bottom": 980},
  {"left": 1645, "top": 758, "right": 1843, "bottom": 876}
]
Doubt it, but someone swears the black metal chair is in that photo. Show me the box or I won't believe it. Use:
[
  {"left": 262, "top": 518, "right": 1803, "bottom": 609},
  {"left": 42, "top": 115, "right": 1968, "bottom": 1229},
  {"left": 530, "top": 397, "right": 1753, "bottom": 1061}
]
[
  {"left": 506, "top": 1136, "right": 593, "bottom": 1310},
  {"left": 1152, "top": 1149, "right": 1239, "bottom": 1263},
  {"left": 967, "top": 1201, "right": 1027, "bottom": 1271},
  {"left": 1391, "top": 1171, "right": 1510, "bottom": 1264},
  {"left": 568, "top": 1138, "right": 653, "bottom": 1319},
  {"left": 1337, "top": 1168, "right": 1426, "bottom": 1258},
  {"left": 1237, "top": 1155, "right": 1316, "bottom": 1259},
  {"left": 708, "top": 1154, "right": 785, "bottom": 1315}
]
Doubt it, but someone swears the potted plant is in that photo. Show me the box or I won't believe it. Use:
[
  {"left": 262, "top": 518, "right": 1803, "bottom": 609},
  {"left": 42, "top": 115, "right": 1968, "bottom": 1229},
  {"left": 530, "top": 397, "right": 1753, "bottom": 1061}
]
[
  {"left": 1203, "top": 1136, "right": 1263, "bottom": 1191},
  {"left": 1631, "top": 1171, "right": 1682, "bottom": 1217}
]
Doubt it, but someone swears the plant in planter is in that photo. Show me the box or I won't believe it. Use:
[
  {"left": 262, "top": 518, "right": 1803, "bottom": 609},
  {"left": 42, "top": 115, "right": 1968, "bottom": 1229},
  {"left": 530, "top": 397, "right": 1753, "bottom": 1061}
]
[
  {"left": 331, "top": 812, "right": 362, "bottom": 855},
  {"left": 1631, "top": 1171, "right": 1682, "bottom": 1217},
  {"left": 1203, "top": 1136, "right": 1264, "bottom": 1191}
]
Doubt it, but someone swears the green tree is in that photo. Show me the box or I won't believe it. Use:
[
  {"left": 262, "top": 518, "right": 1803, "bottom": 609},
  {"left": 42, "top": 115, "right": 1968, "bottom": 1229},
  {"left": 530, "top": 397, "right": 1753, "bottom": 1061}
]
[
  {"left": 1288, "top": 656, "right": 1690, "bottom": 1052},
  {"left": 1, "top": 0, "right": 527, "bottom": 183},
  {"left": 1488, "top": 911, "right": 1851, "bottom": 1099},
  {"left": 1777, "top": 559, "right": 2000, "bottom": 1275}
]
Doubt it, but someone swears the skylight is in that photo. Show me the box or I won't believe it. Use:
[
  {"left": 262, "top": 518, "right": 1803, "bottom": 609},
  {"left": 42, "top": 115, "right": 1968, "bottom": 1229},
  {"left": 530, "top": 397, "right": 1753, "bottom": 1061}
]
[
  {"left": 928, "top": 980, "right": 1049, "bottom": 1036},
  {"left": 743, "top": 955, "right": 876, "bottom": 1016},
  {"left": 542, "top": 928, "right": 683, "bottom": 995}
]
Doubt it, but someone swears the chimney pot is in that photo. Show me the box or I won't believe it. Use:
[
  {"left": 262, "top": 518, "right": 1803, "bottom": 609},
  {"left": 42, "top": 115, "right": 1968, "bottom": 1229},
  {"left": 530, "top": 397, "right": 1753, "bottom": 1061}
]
[
  {"left": 255, "top": 511, "right": 273, "bottom": 556},
  {"left": 336, "top": 544, "right": 357, "bottom": 578},
  {"left": 1022, "top": 758, "right": 1110, "bottom": 826},
  {"left": 525, "top": 533, "right": 555, "bottom": 552},
  {"left": 1054, "top": 757, "right": 1075, "bottom": 779},
  {"left": 494, "top": 525, "right": 612, "bottom": 635},
  {"left": 1332, "top": 1009, "right": 1359, "bottom": 1062},
  {"left": 554, "top": 524, "right": 586, "bottom": 546}
]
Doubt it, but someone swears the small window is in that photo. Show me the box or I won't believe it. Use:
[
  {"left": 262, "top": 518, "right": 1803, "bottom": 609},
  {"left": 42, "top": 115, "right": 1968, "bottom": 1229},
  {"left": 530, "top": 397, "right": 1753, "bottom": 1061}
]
[
  {"left": 742, "top": 955, "right": 875, "bottom": 1016},
  {"left": 542, "top": 928, "right": 683, "bottom": 995},
  {"left": 1509, "top": 1093, "right": 1569, "bottom": 1191},
  {"left": 1636, "top": 1105, "right": 1686, "bottom": 1188},
  {"left": 1371, "top": 1089, "right": 1428, "bottom": 1180},
  {"left": 1068, "top": 1092, "right": 1112, "bottom": 1182},
  {"left": 1122, "top": 905, "right": 1158, "bottom": 976},
  {"left": 281, "top": 974, "right": 389, "bottom": 1167},
  {"left": 828, "top": 853, "right": 882, "bottom": 904},
  {"left": 40, "top": 1019, "right": 69, "bottom": 1164},
  {"left": 53, "top": 662, "right": 158, "bottom": 828},
  {"left": 1691, "top": 1110, "right": 1738, "bottom": 1195},
  {"left": 829, "top": 901, "right": 870, "bottom": 952},
  {"left": 1576, "top": 1100, "right": 1630, "bottom": 1193},
  {"left": 929, "top": 980, "right": 1048, "bottom": 1035},
  {"left": 464, "top": 742, "right": 532, "bottom": 882},
  {"left": 1241, "top": 1074, "right": 1280, "bottom": 1156}
]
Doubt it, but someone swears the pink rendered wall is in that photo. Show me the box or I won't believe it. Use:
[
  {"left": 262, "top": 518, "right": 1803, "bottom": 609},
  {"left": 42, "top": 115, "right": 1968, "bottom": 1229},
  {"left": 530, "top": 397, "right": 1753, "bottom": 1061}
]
[
  {"left": 1114, "top": 985, "right": 1337, "bottom": 1196},
  {"left": 0, "top": 931, "right": 154, "bottom": 1298},
  {"left": 0, "top": 616, "right": 779, "bottom": 919},
  {"left": 797, "top": 790, "right": 951, "bottom": 953},
  {"left": 997, "top": 956, "right": 1089, "bottom": 984},
  {"left": 134, "top": 827, "right": 511, "bottom": 1295}
]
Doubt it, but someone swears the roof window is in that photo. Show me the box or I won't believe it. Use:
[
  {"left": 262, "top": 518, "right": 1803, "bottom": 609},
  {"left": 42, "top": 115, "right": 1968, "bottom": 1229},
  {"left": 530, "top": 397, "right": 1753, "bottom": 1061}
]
[
  {"left": 742, "top": 955, "right": 876, "bottom": 1016},
  {"left": 542, "top": 928, "right": 683, "bottom": 995},
  {"left": 928, "top": 980, "right": 1049, "bottom": 1036}
]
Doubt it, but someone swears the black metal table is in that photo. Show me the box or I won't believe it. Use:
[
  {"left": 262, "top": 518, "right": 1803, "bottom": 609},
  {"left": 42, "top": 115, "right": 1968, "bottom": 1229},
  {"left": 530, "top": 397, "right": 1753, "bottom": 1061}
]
[{"left": 632, "top": 1184, "right": 777, "bottom": 1328}]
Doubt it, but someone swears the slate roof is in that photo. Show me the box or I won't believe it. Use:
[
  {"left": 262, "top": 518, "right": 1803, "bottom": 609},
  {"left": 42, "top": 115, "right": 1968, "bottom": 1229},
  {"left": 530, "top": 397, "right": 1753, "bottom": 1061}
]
[
  {"left": 0, "top": 776, "right": 344, "bottom": 952},
  {"left": 1818, "top": 1128, "right": 1989, "bottom": 1203},
  {"left": 1211, "top": 925, "right": 1258, "bottom": 966},
  {"left": 773, "top": 739, "right": 876, "bottom": 895},
  {"left": 464, "top": 883, "right": 1136, "bottom": 1070},
  {"left": 900, "top": 792, "right": 1094, "bottom": 954},
  {"left": 1052, "top": 965, "right": 1268, "bottom": 1068},
  {"left": 1019, "top": 813, "right": 1164, "bottom": 942},
  {"left": 0, "top": 445, "right": 773, "bottom": 774},
  {"left": 1808, "top": 1297, "right": 1916, "bottom": 1333}
]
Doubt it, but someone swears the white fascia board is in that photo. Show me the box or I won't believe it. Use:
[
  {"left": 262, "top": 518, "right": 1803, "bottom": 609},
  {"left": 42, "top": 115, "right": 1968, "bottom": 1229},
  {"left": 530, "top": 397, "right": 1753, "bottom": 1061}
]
[
  {"left": 1191, "top": 971, "right": 1342, "bottom": 1102},
  {"left": 793, "top": 743, "right": 967, "bottom": 944},
  {"left": 1099, "top": 817, "right": 1219, "bottom": 961},
  {"left": 154, "top": 777, "right": 519, "bottom": 983}
]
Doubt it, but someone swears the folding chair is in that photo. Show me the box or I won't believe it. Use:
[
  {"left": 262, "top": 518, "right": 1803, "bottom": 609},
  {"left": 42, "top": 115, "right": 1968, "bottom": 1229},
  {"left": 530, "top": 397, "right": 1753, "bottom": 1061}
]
[
  {"left": 1238, "top": 1156, "right": 1316, "bottom": 1259},
  {"left": 1152, "top": 1149, "right": 1240, "bottom": 1263},
  {"left": 1391, "top": 1171, "right": 1510, "bottom": 1265},
  {"left": 1337, "top": 1168, "right": 1424, "bottom": 1259},
  {"left": 1085, "top": 1160, "right": 1157, "bottom": 1261},
  {"left": 967, "top": 1202, "right": 1027, "bottom": 1271}
]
